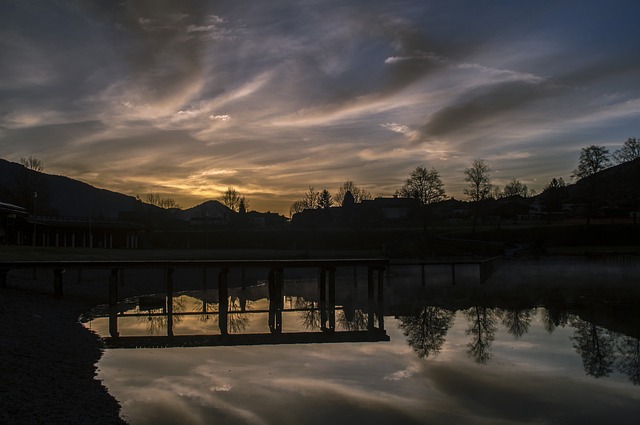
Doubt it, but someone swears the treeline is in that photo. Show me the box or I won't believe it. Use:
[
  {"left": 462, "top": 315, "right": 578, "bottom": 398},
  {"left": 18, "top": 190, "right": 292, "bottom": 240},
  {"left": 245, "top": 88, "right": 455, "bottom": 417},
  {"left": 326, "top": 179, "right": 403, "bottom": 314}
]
[{"left": 285, "top": 137, "right": 640, "bottom": 216}]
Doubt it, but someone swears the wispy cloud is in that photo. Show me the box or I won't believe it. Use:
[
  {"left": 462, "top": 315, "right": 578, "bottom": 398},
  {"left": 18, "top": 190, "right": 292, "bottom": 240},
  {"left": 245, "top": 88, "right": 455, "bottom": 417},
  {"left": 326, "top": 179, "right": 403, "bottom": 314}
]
[{"left": 1, "top": 1, "right": 640, "bottom": 213}]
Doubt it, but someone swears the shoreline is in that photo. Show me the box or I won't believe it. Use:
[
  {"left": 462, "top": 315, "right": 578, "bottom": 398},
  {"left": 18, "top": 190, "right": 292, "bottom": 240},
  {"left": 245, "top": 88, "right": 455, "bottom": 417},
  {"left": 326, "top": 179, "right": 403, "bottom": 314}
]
[{"left": 0, "top": 288, "right": 126, "bottom": 424}]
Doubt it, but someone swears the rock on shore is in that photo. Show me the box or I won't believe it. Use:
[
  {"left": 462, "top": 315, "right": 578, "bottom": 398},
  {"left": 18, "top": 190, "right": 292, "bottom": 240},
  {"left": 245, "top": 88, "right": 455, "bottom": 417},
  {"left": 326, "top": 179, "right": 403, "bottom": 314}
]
[{"left": 1, "top": 288, "right": 125, "bottom": 424}]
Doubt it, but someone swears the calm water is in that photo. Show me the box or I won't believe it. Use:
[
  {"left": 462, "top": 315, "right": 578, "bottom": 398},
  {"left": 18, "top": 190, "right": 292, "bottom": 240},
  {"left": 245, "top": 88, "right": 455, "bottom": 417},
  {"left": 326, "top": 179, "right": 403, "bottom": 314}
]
[{"left": 83, "top": 264, "right": 640, "bottom": 424}]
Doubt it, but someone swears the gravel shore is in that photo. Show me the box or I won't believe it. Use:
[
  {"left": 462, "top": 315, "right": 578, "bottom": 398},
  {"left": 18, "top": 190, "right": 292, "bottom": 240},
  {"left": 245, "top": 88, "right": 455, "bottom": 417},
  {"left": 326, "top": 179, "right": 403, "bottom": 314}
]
[{"left": 0, "top": 287, "right": 126, "bottom": 424}]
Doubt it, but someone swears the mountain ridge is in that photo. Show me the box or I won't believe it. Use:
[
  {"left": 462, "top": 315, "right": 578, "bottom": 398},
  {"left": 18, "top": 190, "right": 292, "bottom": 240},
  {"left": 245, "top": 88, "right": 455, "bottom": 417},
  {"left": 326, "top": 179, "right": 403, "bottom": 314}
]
[{"left": 0, "top": 158, "right": 231, "bottom": 219}]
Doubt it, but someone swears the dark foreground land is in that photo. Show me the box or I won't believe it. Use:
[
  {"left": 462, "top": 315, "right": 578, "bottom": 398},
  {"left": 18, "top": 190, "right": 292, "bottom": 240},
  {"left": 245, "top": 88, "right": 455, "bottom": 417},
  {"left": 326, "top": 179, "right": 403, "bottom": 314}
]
[{"left": 0, "top": 288, "right": 126, "bottom": 424}]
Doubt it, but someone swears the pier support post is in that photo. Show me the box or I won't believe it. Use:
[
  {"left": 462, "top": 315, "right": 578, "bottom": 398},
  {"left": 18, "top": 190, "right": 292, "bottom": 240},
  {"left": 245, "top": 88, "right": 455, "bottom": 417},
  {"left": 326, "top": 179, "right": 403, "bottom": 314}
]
[
  {"left": 367, "top": 267, "right": 375, "bottom": 330},
  {"left": 319, "top": 268, "right": 327, "bottom": 330},
  {"left": 166, "top": 268, "right": 174, "bottom": 337},
  {"left": 328, "top": 267, "right": 336, "bottom": 331},
  {"left": 218, "top": 268, "right": 229, "bottom": 335},
  {"left": 108, "top": 306, "right": 119, "bottom": 337},
  {"left": 268, "top": 268, "right": 283, "bottom": 334},
  {"left": 366, "top": 266, "right": 385, "bottom": 331},
  {"left": 451, "top": 264, "right": 456, "bottom": 285},
  {"left": 377, "top": 267, "right": 385, "bottom": 331}
]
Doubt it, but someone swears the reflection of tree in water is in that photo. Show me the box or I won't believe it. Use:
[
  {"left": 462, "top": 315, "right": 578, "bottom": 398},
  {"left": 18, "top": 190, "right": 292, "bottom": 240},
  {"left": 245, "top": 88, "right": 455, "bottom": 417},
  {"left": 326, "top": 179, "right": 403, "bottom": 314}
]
[
  {"left": 198, "top": 301, "right": 217, "bottom": 323},
  {"left": 617, "top": 335, "right": 640, "bottom": 385},
  {"left": 570, "top": 317, "right": 615, "bottom": 378},
  {"left": 464, "top": 306, "right": 498, "bottom": 364},
  {"left": 138, "top": 296, "right": 186, "bottom": 335},
  {"left": 338, "top": 309, "right": 368, "bottom": 331},
  {"left": 227, "top": 296, "right": 250, "bottom": 333},
  {"left": 399, "top": 306, "right": 455, "bottom": 359},
  {"left": 540, "top": 307, "right": 570, "bottom": 333},
  {"left": 197, "top": 296, "right": 251, "bottom": 333},
  {"left": 501, "top": 308, "right": 534, "bottom": 338},
  {"left": 295, "top": 298, "right": 321, "bottom": 331}
]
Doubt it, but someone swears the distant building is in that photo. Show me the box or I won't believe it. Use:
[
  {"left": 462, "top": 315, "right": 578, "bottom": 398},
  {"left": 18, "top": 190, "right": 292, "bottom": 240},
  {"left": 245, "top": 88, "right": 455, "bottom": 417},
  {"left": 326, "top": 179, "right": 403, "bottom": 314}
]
[
  {"left": 0, "top": 201, "right": 28, "bottom": 244},
  {"left": 291, "top": 196, "right": 421, "bottom": 227},
  {"left": 24, "top": 215, "right": 143, "bottom": 248}
]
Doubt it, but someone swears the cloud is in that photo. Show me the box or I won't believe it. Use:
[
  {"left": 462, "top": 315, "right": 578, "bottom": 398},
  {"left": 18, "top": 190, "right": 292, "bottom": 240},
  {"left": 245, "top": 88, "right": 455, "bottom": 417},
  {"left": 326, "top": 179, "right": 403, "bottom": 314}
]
[
  {"left": 422, "top": 79, "right": 559, "bottom": 137},
  {"left": 2, "top": 1, "right": 640, "bottom": 213}
]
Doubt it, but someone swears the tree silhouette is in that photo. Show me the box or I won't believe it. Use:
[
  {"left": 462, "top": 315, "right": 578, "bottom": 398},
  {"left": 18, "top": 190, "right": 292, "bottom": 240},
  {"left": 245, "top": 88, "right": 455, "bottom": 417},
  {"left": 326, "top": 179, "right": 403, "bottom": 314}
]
[
  {"left": 20, "top": 156, "right": 44, "bottom": 172},
  {"left": 318, "top": 189, "right": 333, "bottom": 209},
  {"left": 227, "top": 296, "right": 250, "bottom": 333},
  {"left": 145, "top": 192, "right": 181, "bottom": 209},
  {"left": 335, "top": 181, "right": 372, "bottom": 205},
  {"left": 464, "top": 159, "right": 492, "bottom": 234},
  {"left": 399, "top": 166, "right": 446, "bottom": 205},
  {"left": 295, "top": 297, "right": 322, "bottom": 331},
  {"left": 464, "top": 159, "right": 492, "bottom": 202},
  {"left": 399, "top": 306, "right": 455, "bottom": 359},
  {"left": 540, "top": 306, "right": 570, "bottom": 333},
  {"left": 464, "top": 306, "right": 498, "bottom": 364},
  {"left": 617, "top": 335, "right": 640, "bottom": 385},
  {"left": 501, "top": 308, "right": 534, "bottom": 338},
  {"left": 542, "top": 177, "right": 566, "bottom": 213},
  {"left": 613, "top": 137, "right": 640, "bottom": 164},
  {"left": 11, "top": 156, "right": 49, "bottom": 214},
  {"left": 571, "top": 318, "right": 615, "bottom": 378},
  {"left": 220, "top": 187, "right": 241, "bottom": 212},
  {"left": 571, "top": 145, "right": 611, "bottom": 225},
  {"left": 572, "top": 145, "right": 611, "bottom": 180},
  {"left": 501, "top": 179, "right": 530, "bottom": 198},
  {"left": 238, "top": 197, "right": 248, "bottom": 214},
  {"left": 338, "top": 309, "right": 368, "bottom": 331}
]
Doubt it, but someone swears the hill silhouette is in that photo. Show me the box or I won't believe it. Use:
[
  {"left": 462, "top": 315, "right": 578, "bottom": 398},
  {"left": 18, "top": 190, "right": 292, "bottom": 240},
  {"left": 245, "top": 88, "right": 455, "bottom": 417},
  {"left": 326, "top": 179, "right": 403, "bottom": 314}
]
[
  {"left": 1, "top": 156, "right": 638, "bottom": 222},
  {"left": 0, "top": 158, "right": 231, "bottom": 220}
]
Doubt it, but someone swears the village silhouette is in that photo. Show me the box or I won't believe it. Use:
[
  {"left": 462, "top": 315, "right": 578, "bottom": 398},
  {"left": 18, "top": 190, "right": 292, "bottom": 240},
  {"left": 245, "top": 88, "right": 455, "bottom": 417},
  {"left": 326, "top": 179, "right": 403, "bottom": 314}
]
[{"left": 1, "top": 139, "right": 639, "bottom": 256}]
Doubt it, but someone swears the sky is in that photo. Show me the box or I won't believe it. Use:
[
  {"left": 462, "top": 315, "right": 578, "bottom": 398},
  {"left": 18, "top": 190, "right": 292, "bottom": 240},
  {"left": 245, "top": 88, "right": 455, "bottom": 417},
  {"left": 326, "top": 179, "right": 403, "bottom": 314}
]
[{"left": 2, "top": 0, "right": 640, "bottom": 215}]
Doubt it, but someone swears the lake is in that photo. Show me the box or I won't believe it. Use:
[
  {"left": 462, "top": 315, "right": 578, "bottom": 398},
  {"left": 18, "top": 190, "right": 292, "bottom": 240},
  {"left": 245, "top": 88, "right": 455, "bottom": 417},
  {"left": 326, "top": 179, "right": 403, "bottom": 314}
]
[{"left": 82, "top": 260, "right": 640, "bottom": 424}]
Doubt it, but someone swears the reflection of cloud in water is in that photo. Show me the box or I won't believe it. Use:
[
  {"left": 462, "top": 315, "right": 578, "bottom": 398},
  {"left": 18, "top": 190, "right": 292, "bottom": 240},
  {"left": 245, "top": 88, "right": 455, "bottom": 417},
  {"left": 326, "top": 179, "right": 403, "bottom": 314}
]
[
  {"left": 384, "top": 363, "right": 422, "bottom": 381},
  {"left": 95, "top": 292, "right": 640, "bottom": 424},
  {"left": 426, "top": 362, "right": 640, "bottom": 424}
]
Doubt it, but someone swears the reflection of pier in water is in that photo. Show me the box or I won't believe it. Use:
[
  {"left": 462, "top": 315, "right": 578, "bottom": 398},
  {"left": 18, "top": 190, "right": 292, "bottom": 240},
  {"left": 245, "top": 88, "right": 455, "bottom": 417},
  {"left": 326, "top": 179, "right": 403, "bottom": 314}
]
[{"left": 71, "top": 259, "right": 390, "bottom": 348}]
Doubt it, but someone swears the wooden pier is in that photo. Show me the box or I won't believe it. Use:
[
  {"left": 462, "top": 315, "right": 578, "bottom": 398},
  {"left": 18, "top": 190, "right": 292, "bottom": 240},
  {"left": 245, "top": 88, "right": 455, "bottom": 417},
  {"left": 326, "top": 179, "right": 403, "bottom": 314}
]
[{"left": 0, "top": 258, "right": 389, "bottom": 348}]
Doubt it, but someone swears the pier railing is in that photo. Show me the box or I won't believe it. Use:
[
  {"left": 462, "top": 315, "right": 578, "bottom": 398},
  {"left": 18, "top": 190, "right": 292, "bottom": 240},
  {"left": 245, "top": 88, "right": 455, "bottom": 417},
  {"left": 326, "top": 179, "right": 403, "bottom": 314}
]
[{"left": 0, "top": 258, "right": 390, "bottom": 347}]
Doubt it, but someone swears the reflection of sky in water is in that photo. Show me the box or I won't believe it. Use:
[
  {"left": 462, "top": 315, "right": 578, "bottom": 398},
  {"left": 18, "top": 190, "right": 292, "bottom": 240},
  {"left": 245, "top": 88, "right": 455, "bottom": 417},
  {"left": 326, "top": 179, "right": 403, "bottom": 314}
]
[{"left": 96, "top": 310, "right": 640, "bottom": 425}]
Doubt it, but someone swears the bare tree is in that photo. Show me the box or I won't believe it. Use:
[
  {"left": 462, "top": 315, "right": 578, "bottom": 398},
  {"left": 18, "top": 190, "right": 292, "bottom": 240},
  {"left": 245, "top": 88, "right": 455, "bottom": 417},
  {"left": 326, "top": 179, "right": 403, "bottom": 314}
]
[
  {"left": 12, "top": 156, "right": 48, "bottom": 213},
  {"left": 399, "top": 166, "right": 446, "bottom": 205},
  {"left": 572, "top": 145, "right": 611, "bottom": 181},
  {"left": 145, "top": 193, "right": 181, "bottom": 209},
  {"left": 145, "top": 192, "right": 162, "bottom": 206},
  {"left": 572, "top": 145, "right": 611, "bottom": 225},
  {"left": 613, "top": 137, "right": 640, "bottom": 164},
  {"left": 464, "top": 159, "right": 492, "bottom": 234},
  {"left": 464, "top": 159, "right": 492, "bottom": 202},
  {"left": 289, "top": 186, "right": 320, "bottom": 216},
  {"left": 220, "top": 187, "right": 241, "bottom": 212},
  {"left": 20, "top": 156, "right": 44, "bottom": 172},
  {"left": 289, "top": 200, "right": 306, "bottom": 217},
  {"left": 502, "top": 178, "right": 529, "bottom": 198},
  {"left": 334, "top": 181, "right": 372, "bottom": 205}
]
